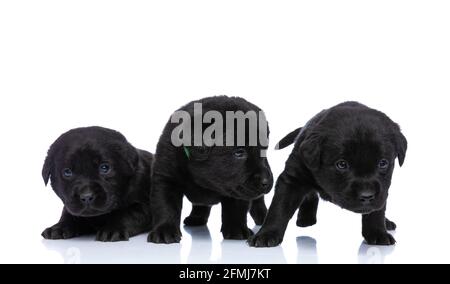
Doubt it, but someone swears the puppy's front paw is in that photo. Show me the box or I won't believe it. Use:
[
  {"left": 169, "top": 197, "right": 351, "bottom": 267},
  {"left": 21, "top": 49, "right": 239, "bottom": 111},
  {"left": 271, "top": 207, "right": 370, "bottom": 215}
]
[
  {"left": 247, "top": 231, "right": 283, "bottom": 247},
  {"left": 147, "top": 225, "right": 181, "bottom": 244},
  {"left": 296, "top": 215, "right": 317, "bottom": 228},
  {"left": 385, "top": 219, "right": 397, "bottom": 231},
  {"left": 96, "top": 228, "right": 130, "bottom": 242},
  {"left": 184, "top": 215, "right": 208, "bottom": 226},
  {"left": 42, "top": 223, "right": 79, "bottom": 240},
  {"left": 364, "top": 231, "right": 396, "bottom": 246},
  {"left": 221, "top": 225, "right": 254, "bottom": 240}
]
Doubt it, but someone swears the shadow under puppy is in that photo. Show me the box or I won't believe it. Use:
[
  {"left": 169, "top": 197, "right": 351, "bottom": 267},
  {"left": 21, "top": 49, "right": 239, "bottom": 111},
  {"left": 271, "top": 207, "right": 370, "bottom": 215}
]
[
  {"left": 42, "top": 126, "right": 153, "bottom": 242},
  {"left": 249, "top": 102, "right": 407, "bottom": 247},
  {"left": 148, "top": 96, "right": 273, "bottom": 243}
]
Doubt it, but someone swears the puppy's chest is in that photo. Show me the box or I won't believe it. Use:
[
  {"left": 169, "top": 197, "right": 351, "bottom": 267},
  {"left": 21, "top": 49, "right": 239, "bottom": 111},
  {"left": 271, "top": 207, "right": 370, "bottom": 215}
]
[{"left": 183, "top": 181, "right": 222, "bottom": 206}]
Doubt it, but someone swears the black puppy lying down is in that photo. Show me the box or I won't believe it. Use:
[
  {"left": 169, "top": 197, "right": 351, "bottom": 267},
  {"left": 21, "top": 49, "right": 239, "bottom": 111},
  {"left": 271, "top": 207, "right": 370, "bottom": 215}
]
[
  {"left": 42, "top": 127, "right": 153, "bottom": 242},
  {"left": 148, "top": 96, "right": 273, "bottom": 243},
  {"left": 249, "top": 102, "right": 407, "bottom": 247}
]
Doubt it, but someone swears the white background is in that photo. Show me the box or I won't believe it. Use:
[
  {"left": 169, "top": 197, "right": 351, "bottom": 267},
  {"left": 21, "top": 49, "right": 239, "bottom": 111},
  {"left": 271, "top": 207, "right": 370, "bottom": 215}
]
[{"left": 0, "top": 0, "right": 449, "bottom": 264}]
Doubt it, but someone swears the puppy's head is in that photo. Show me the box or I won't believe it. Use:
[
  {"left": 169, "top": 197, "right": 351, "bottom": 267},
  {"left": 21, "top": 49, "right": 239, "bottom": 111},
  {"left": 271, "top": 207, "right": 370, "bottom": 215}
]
[
  {"left": 299, "top": 108, "right": 407, "bottom": 214},
  {"left": 184, "top": 145, "right": 273, "bottom": 200},
  {"left": 177, "top": 96, "right": 273, "bottom": 200},
  {"left": 42, "top": 127, "right": 139, "bottom": 217}
]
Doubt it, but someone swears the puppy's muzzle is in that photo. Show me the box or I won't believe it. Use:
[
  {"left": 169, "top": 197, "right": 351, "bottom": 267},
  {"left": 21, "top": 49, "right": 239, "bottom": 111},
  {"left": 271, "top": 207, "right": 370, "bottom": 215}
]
[
  {"left": 79, "top": 190, "right": 96, "bottom": 205},
  {"left": 248, "top": 172, "right": 273, "bottom": 194},
  {"left": 260, "top": 177, "right": 272, "bottom": 193},
  {"left": 358, "top": 188, "right": 376, "bottom": 205},
  {"left": 72, "top": 181, "right": 103, "bottom": 206},
  {"left": 351, "top": 181, "right": 381, "bottom": 206}
]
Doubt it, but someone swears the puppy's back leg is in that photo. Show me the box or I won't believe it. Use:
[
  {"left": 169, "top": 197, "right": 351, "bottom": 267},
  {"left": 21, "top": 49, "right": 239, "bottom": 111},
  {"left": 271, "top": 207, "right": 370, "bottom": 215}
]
[
  {"left": 385, "top": 218, "right": 397, "bottom": 231},
  {"left": 296, "top": 193, "right": 319, "bottom": 227},
  {"left": 184, "top": 205, "right": 212, "bottom": 226},
  {"left": 250, "top": 196, "right": 268, "bottom": 226}
]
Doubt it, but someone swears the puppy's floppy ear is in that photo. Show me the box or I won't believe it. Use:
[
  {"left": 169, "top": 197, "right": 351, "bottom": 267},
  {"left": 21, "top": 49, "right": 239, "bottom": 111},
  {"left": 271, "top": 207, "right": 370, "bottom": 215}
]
[
  {"left": 299, "top": 133, "right": 323, "bottom": 170},
  {"left": 42, "top": 147, "right": 54, "bottom": 186},
  {"left": 275, "top": 127, "right": 302, "bottom": 150},
  {"left": 393, "top": 128, "right": 407, "bottom": 167}
]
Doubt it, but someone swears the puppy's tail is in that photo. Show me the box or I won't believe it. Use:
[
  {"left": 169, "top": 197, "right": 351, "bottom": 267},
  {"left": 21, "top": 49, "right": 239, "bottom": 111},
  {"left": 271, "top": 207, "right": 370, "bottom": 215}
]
[{"left": 275, "top": 127, "right": 302, "bottom": 150}]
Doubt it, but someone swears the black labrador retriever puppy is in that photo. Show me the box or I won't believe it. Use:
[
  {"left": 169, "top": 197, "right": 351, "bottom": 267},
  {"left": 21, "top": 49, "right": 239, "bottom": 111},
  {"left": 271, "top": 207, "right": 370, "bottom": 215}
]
[
  {"left": 41, "top": 126, "right": 153, "bottom": 242},
  {"left": 147, "top": 96, "right": 273, "bottom": 243},
  {"left": 249, "top": 102, "right": 407, "bottom": 247}
]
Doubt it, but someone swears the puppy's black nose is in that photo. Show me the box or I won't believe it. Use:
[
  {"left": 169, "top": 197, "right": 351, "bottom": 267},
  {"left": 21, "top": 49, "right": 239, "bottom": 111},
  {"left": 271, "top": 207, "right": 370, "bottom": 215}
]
[
  {"left": 80, "top": 192, "right": 95, "bottom": 205},
  {"left": 359, "top": 189, "right": 376, "bottom": 204},
  {"left": 261, "top": 178, "right": 271, "bottom": 189}
]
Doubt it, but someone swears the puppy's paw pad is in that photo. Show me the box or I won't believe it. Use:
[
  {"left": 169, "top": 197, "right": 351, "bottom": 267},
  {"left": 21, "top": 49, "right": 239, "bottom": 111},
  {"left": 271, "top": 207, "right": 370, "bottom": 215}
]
[
  {"left": 247, "top": 231, "right": 283, "bottom": 248},
  {"left": 364, "top": 231, "right": 396, "bottom": 246},
  {"left": 385, "top": 219, "right": 397, "bottom": 231},
  {"left": 147, "top": 226, "right": 181, "bottom": 244},
  {"left": 296, "top": 216, "right": 317, "bottom": 228},
  {"left": 42, "top": 224, "right": 78, "bottom": 240},
  {"left": 221, "top": 226, "right": 254, "bottom": 240},
  {"left": 184, "top": 216, "right": 208, "bottom": 227},
  {"left": 96, "top": 229, "right": 130, "bottom": 242}
]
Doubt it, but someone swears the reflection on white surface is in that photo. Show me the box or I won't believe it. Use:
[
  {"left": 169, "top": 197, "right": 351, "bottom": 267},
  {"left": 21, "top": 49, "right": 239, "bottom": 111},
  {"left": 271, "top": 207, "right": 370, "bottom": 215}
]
[
  {"left": 297, "top": 236, "right": 318, "bottom": 264},
  {"left": 358, "top": 242, "right": 395, "bottom": 264},
  {"left": 184, "top": 226, "right": 213, "bottom": 264},
  {"left": 42, "top": 236, "right": 183, "bottom": 264},
  {"left": 41, "top": 225, "right": 287, "bottom": 264},
  {"left": 40, "top": 224, "right": 395, "bottom": 264}
]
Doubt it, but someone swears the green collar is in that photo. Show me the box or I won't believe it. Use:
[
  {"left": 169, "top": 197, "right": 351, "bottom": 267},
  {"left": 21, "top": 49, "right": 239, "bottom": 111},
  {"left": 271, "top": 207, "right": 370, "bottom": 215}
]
[{"left": 183, "top": 146, "right": 191, "bottom": 160}]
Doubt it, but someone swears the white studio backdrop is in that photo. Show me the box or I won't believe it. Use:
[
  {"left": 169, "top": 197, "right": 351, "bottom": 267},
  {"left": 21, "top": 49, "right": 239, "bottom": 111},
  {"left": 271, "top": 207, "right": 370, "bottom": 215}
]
[{"left": 0, "top": 0, "right": 449, "bottom": 263}]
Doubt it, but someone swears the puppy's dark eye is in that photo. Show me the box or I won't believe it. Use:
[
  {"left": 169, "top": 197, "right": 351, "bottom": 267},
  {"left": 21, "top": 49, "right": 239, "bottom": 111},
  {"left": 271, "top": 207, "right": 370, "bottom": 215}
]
[
  {"left": 99, "top": 163, "right": 111, "bottom": 175},
  {"left": 234, "top": 148, "right": 247, "bottom": 159},
  {"left": 378, "top": 159, "right": 389, "bottom": 169},
  {"left": 335, "top": 160, "right": 349, "bottom": 171},
  {"left": 63, "top": 168, "right": 73, "bottom": 178}
]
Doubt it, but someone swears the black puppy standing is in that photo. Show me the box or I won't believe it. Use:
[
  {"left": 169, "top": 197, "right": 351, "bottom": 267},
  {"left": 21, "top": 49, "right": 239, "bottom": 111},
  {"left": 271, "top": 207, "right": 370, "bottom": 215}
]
[
  {"left": 148, "top": 96, "right": 273, "bottom": 243},
  {"left": 42, "top": 127, "right": 153, "bottom": 242},
  {"left": 249, "top": 102, "right": 407, "bottom": 247}
]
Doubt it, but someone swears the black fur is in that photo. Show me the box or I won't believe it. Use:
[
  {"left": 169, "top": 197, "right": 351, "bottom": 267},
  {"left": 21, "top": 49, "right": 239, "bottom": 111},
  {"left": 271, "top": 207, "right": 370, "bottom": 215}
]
[
  {"left": 275, "top": 127, "right": 302, "bottom": 150},
  {"left": 147, "top": 96, "right": 273, "bottom": 244},
  {"left": 248, "top": 102, "right": 407, "bottom": 247},
  {"left": 41, "top": 127, "right": 153, "bottom": 242}
]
